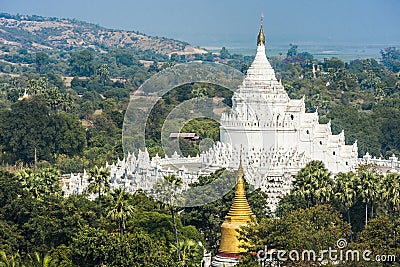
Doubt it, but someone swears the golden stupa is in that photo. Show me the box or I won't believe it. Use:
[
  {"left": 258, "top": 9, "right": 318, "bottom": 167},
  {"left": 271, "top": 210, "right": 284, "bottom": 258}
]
[{"left": 218, "top": 157, "right": 256, "bottom": 254}]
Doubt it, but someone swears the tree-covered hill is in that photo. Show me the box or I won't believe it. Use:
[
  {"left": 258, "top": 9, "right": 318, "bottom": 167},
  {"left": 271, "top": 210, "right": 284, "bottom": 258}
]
[
  {"left": 0, "top": 13, "right": 400, "bottom": 266},
  {"left": 0, "top": 13, "right": 206, "bottom": 56}
]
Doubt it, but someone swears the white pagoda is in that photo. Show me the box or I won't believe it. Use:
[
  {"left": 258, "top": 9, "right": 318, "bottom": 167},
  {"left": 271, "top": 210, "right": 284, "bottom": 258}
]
[
  {"left": 202, "top": 20, "right": 359, "bottom": 208},
  {"left": 63, "top": 20, "right": 364, "bottom": 212}
]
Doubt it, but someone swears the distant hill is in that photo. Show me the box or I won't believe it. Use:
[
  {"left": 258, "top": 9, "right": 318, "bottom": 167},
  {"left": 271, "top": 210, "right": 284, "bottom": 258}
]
[{"left": 0, "top": 13, "right": 207, "bottom": 56}]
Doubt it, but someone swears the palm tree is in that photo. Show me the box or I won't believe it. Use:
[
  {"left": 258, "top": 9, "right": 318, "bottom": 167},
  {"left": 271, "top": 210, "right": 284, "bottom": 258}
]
[
  {"left": 292, "top": 174, "right": 314, "bottom": 207},
  {"left": 98, "top": 64, "right": 110, "bottom": 86},
  {"left": 87, "top": 166, "right": 110, "bottom": 217},
  {"left": 0, "top": 250, "right": 24, "bottom": 267},
  {"left": 16, "top": 168, "right": 61, "bottom": 200},
  {"left": 381, "top": 172, "right": 400, "bottom": 218},
  {"left": 314, "top": 168, "right": 334, "bottom": 204},
  {"left": 170, "top": 239, "right": 202, "bottom": 267},
  {"left": 356, "top": 170, "right": 380, "bottom": 226},
  {"left": 107, "top": 188, "right": 135, "bottom": 236},
  {"left": 334, "top": 172, "right": 358, "bottom": 225},
  {"left": 26, "top": 252, "right": 53, "bottom": 267},
  {"left": 292, "top": 161, "right": 333, "bottom": 206},
  {"left": 152, "top": 175, "right": 184, "bottom": 260},
  {"left": 16, "top": 169, "right": 37, "bottom": 198}
]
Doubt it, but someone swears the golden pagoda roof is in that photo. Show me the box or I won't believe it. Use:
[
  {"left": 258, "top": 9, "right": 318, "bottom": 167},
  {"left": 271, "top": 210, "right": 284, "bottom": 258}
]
[
  {"left": 257, "top": 15, "right": 265, "bottom": 46},
  {"left": 225, "top": 159, "right": 254, "bottom": 221},
  {"left": 217, "top": 156, "right": 255, "bottom": 254}
]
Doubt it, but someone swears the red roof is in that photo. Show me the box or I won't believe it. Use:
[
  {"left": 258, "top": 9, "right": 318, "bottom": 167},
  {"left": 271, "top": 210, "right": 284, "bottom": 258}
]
[
  {"left": 169, "top": 133, "right": 199, "bottom": 139},
  {"left": 216, "top": 252, "right": 243, "bottom": 259}
]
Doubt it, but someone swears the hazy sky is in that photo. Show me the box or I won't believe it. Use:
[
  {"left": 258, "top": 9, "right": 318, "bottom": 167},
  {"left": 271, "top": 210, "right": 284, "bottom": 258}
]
[{"left": 1, "top": 0, "right": 399, "bottom": 47}]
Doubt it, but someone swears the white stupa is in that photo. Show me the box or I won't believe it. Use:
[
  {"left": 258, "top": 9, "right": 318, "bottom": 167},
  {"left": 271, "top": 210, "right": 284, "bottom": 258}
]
[
  {"left": 63, "top": 19, "right": 371, "bottom": 213},
  {"left": 202, "top": 19, "right": 359, "bottom": 208}
]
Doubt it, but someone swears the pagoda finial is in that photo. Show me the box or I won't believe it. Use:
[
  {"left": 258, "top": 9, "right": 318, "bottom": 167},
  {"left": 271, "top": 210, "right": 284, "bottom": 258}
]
[
  {"left": 257, "top": 13, "right": 265, "bottom": 46},
  {"left": 238, "top": 145, "right": 244, "bottom": 178}
]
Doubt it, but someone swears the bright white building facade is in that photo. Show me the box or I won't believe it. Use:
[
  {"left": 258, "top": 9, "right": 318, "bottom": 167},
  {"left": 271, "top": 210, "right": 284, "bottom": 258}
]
[
  {"left": 201, "top": 24, "right": 359, "bottom": 208},
  {"left": 62, "top": 24, "right": 399, "bottom": 212}
]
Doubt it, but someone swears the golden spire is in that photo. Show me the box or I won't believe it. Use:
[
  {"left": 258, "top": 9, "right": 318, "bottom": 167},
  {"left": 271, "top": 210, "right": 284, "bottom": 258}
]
[
  {"left": 226, "top": 153, "right": 253, "bottom": 221},
  {"left": 257, "top": 14, "right": 265, "bottom": 46},
  {"left": 237, "top": 148, "right": 244, "bottom": 178},
  {"left": 218, "top": 153, "right": 255, "bottom": 254}
]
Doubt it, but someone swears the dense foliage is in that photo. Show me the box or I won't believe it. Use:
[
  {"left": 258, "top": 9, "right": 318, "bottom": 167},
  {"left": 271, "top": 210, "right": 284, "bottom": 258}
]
[
  {"left": 238, "top": 161, "right": 400, "bottom": 266},
  {"left": 0, "top": 165, "right": 271, "bottom": 266},
  {"left": 0, "top": 168, "right": 208, "bottom": 266},
  {"left": 0, "top": 18, "right": 400, "bottom": 265}
]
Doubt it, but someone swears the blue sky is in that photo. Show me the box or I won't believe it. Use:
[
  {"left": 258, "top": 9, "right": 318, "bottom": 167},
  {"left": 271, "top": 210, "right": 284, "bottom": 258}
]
[{"left": 1, "top": 0, "right": 399, "bottom": 47}]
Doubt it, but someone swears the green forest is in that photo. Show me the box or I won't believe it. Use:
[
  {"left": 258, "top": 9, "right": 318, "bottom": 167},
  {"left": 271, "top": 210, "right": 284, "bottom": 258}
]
[{"left": 1, "top": 17, "right": 400, "bottom": 265}]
